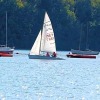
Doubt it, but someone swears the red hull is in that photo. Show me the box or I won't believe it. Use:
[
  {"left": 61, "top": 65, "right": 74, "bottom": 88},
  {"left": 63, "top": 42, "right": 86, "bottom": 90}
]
[
  {"left": 0, "top": 53, "right": 13, "bottom": 57},
  {"left": 67, "top": 54, "right": 96, "bottom": 58},
  {"left": 0, "top": 51, "right": 13, "bottom": 54}
]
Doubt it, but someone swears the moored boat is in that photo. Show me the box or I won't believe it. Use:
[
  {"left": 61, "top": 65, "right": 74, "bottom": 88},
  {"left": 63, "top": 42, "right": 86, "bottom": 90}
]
[
  {"left": 67, "top": 53, "right": 96, "bottom": 59},
  {"left": 0, "top": 45, "right": 14, "bottom": 57},
  {"left": 71, "top": 49, "right": 99, "bottom": 55},
  {"left": 0, "top": 12, "right": 14, "bottom": 57},
  {"left": 0, "top": 52, "right": 13, "bottom": 57}
]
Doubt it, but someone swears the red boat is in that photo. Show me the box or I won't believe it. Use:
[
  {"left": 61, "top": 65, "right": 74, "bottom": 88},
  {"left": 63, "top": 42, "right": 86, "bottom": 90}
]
[
  {"left": 0, "top": 45, "right": 14, "bottom": 57},
  {"left": 67, "top": 54, "right": 96, "bottom": 59},
  {"left": 0, "top": 52, "right": 13, "bottom": 57},
  {"left": 0, "top": 12, "right": 14, "bottom": 57}
]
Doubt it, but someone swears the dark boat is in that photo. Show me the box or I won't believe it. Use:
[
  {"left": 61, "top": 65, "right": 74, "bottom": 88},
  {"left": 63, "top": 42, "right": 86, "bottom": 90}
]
[{"left": 71, "top": 49, "right": 99, "bottom": 55}]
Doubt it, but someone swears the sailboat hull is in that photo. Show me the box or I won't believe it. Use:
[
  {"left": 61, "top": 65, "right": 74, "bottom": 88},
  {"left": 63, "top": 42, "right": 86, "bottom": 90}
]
[
  {"left": 28, "top": 55, "right": 64, "bottom": 60},
  {"left": 71, "top": 49, "right": 99, "bottom": 55}
]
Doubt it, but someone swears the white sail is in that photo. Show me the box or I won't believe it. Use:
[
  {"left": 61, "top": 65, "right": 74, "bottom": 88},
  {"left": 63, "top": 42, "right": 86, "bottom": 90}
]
[
  {"left": 28, "top": 12, "right": 64, "bottom": 59},
  {"left": 41, "top": 12, "right": 56, "bottom": 53},
  {"left": 30, "top": 31, "right": 41, "bottom": 55}
]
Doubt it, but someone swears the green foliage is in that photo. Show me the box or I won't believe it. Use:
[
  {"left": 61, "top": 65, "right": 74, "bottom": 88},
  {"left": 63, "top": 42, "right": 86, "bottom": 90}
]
[
  {"left": 91, "top": 0, "right": 100, "bottom": 8},
  {"left": 62, "top": 0, "right": 76, "bottom": 21},
  {"left": 16, "top": 0, "right": 26, "bottom": 8},
  {"left": 91, "top": 0, "right": 100, "bottom": 26},
  {"left": 0, "top": 0, "right": 100, "bottom": 50}
]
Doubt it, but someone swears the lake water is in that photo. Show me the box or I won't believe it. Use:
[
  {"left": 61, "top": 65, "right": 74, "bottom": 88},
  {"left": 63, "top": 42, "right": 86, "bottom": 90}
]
[{"left": 0, "top": 50, "right": 100, "bottom": 100}]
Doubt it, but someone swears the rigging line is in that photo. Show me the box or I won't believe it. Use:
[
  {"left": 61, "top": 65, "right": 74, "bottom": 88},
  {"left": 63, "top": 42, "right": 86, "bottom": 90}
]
[
  {"left": 39, "top": 30, "right": 42, "bottom": 55},
  {"left": 15, "top": 52, "right": 28, "bottom": 55}
]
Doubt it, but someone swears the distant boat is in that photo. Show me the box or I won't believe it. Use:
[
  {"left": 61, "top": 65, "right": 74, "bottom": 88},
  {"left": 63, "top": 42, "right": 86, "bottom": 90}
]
[
  {"left": 28, "top": 12, "right": 63, "bottom": 60},
  {"left": 70, "top": 23, "right": 99, "bottom": 55},
  {"left": 71, "top": 49, "right": 99, "bottom": 55},
  {"left": 0, "top": 11, "right": 14, "bottom": 57},
  {"left": 67, "top": 53, "right": 96, "bottom": 59}
]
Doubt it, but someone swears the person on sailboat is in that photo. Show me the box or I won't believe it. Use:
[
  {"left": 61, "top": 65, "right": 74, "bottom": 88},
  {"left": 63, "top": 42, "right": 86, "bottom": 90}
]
[
  {"left": 46, "top": 52, "right": 50, "bottom": 57},
  {"left": 52, "top": 52, "right": 57, "bottom": 57}
]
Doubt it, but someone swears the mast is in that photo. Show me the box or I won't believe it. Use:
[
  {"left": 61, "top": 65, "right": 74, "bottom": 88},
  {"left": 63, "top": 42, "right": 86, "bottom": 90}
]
[
  {"left": 79, "top": 23, "right": 82, "bottom": 50},
  {"left": 86, "top": 22, "right": 89, "bottom": 50},
  {"left": 6, "top": 11, "right": 7, "bottom": 47}
]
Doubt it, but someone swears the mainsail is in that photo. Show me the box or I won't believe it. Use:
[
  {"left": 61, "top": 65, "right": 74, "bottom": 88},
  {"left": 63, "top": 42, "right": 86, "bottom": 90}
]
[{"left": 41, "top": 12, "right": 56, "bottom": 53}]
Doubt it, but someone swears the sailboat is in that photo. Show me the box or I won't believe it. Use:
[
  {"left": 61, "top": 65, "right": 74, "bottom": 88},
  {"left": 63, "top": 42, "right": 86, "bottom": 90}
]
[
  {"left": 28, "top": 12, "right": 63, "bottom": 60},
  {"left": 70, "top": 23, "right": 99, "bottom": 55},
  {"left": 71, "top": 49, "right": 99, "bottom": 55},
  {"left": 0, "top": 11, "right": 14, "bottom": 57}
]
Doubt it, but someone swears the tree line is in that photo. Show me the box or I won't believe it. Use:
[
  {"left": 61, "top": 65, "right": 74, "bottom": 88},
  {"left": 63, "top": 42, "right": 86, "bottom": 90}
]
[{"left": 0, "top": 0, "right": 100, "bottom": 50}]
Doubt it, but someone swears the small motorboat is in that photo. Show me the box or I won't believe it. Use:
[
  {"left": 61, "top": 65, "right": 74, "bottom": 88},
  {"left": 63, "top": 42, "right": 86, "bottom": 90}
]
[
  {"left": 0, "top": 53, "right": 13, "bottom": 57},
  {"left": 67, "top": 54, "right": 96, "bottom": 59}
]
